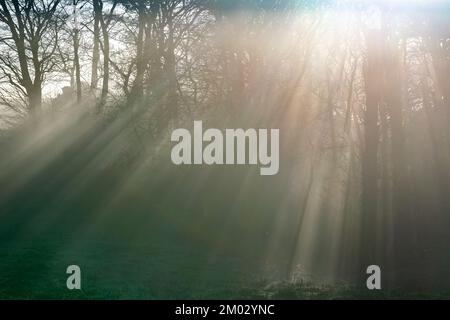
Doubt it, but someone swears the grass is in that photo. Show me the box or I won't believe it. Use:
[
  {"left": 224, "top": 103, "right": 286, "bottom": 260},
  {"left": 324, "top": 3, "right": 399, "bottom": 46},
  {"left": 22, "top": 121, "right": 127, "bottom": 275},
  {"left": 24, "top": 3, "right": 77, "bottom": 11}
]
[{"left": 1, "top": 233, "right": 450, "bottom": 299}]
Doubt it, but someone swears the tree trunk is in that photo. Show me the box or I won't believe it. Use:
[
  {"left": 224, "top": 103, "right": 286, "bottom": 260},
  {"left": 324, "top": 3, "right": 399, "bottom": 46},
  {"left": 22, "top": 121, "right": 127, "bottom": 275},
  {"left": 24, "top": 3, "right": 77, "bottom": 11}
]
[
  {"left": 91, "top": 1, "right": 101, "bottom": 89},
  {"left": 165, "top": 13, "right": 177, "bottom": 119},
  {"left": 130, "top": 2, "right": 146, "bottom": 102},
  {"left": 384, "top": 37, "right": 413, "bottom": 276},
  {"left": 73, "top": 2, "right": 82, "bottom": 103},
  {"left": 360, "top": 29, "right": 382, "bottom": 276},
  {"left": 100, "top": 17, "right": 109, "bottom": 104},
  {"left": 28, "top": 84, "right": 42, "bottom": 112}
]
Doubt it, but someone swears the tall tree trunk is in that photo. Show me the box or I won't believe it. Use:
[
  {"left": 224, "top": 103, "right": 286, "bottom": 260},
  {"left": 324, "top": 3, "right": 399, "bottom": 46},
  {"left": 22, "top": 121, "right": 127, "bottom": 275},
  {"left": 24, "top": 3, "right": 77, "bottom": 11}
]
[
  {"left": 28, "top": 84, "right": 42, "bottom": 112},
  {"left": 73, "top": 1, "right": 82, "bottom": 103},
  {"left": 384, "top": 39, "right": 411, "bottom": 272},
  {"left": 165, "top": 12, "right": 177, "bottom": 119},
  {"left": 360, "top": 29, "right": 382, "bottom": 276},
  {"left": 130, "top": 2, "right": 146, "bottom": 102},
  {"left": 91, "top": 1, "right": 101, "bottom": 90},
  {"left": 100, "top": 13, "right": 109, "bottom": 105}
]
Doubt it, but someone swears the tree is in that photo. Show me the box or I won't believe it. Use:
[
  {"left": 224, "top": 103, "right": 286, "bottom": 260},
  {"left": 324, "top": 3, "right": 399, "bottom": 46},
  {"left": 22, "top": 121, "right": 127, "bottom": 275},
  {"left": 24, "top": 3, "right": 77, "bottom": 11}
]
[
  {"left": 0, "top": 0, "right": 62, "bottom": 112},
  {"left": 73, "top": 0, "right": 82, "bottom": 103}
]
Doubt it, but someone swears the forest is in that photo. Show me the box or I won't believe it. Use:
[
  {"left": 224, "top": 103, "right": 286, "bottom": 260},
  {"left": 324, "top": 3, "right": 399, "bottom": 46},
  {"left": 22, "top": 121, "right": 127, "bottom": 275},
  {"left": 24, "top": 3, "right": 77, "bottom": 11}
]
[{"left": 0, "top": 0, "right": 450, "bottom": 299}]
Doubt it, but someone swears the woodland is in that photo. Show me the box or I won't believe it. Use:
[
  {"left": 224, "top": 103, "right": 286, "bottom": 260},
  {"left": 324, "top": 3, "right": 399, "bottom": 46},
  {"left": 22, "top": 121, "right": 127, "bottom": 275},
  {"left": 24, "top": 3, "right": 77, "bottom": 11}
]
[{"left": 0, "top": 0, "right": 450, "bottom": 298}]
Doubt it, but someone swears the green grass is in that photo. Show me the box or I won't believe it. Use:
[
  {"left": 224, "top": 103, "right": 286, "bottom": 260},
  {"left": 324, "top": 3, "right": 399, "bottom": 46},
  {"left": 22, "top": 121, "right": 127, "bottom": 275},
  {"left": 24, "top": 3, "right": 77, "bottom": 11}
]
[{"left": 1, "top": 233, "right": 450, "bottom": 299}]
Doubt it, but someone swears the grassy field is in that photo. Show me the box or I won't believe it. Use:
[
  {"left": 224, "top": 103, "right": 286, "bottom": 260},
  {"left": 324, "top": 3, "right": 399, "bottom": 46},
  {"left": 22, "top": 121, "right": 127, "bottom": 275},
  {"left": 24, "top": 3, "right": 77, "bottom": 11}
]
[{"left": 1, "top": 231, "right": 449, "bottom": 299}]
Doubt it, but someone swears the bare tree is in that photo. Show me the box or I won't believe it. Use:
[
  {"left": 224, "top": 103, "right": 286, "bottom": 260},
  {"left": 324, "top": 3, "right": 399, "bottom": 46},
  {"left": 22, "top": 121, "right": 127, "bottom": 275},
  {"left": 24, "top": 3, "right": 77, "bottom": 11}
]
[{"left": 0, "top": 0, "right": 62, "bottom": 112}]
